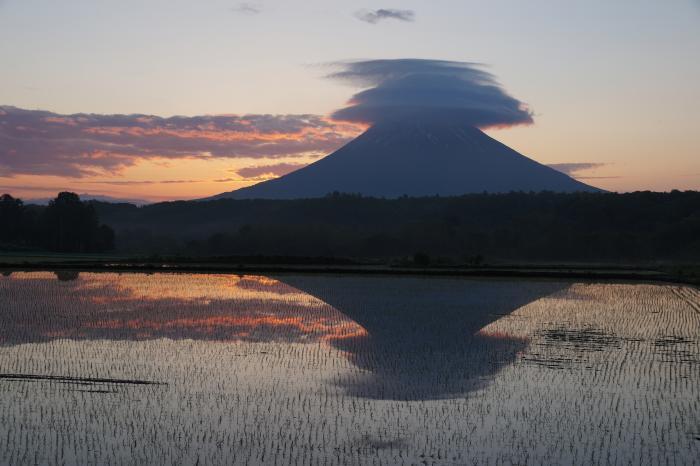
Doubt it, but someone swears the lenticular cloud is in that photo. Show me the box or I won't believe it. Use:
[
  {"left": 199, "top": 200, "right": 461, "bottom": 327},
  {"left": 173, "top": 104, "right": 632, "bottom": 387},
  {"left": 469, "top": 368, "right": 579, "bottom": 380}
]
[{"left": 328, "top": 59, "right": 533, "bottom": 128}]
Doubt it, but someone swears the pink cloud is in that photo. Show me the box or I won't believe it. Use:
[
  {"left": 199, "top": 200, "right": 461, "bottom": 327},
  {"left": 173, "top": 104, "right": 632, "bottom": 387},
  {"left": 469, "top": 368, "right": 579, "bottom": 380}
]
[{"left": 0, "top": 106, "right": 363, "bottom": 177}]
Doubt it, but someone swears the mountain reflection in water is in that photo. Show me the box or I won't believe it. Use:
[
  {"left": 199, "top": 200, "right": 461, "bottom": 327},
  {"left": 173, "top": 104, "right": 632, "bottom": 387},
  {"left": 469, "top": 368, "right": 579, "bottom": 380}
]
[
  {"left": 281, "top": 275, "right": 568, "bottom": 399},
  {"left": 1, "top": 272, "right": 568, "bottom": 399}
]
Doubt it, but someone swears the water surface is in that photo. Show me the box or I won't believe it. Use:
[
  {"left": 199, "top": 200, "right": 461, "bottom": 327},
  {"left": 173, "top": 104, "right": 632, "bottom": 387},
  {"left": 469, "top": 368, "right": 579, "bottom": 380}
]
[{"left": 0, "top": 272, "right": 698, "bottom": 465}]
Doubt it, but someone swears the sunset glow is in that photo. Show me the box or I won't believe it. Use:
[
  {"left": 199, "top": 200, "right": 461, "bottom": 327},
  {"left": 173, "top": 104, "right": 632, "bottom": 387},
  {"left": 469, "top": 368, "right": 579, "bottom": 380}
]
[
  {"left": 1, "top": 0, "right": 698, "bottom": 200},
  {"left": 2, "top": 2, "right": 699, "bottom": 464}
]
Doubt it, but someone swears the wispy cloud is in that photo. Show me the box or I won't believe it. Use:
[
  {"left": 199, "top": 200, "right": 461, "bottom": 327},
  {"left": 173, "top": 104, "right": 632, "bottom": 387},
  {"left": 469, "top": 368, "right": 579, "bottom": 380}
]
[
  {"left": 236, "top": 162, "right": 307, "bottom": 179},
  {"left": 75, "top": 179, "right": 206, "bottom": 185},
  {"left": 232, "top": 2, "right": 261, "bottom": 14},
  {"left": 355, "top": 8, "right": 415, "bottom": 24},
  {"left": 0, "top": 106, "right": 362, "bottom": 178},
  {"left": 548, "top": 163, "right": 606, "bottom": 176}
]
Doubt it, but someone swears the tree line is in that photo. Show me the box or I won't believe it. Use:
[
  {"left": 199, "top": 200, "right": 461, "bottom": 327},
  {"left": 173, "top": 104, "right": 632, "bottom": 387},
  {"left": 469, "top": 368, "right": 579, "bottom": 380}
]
[
  {"left": 0, "top": 192, "right": 115, "bottom": 252},
  {"left": 3, "top": 190, "right": 699, "bottom": 263},
  {"left": 94, "top": 190, "right": 700, "bottom": 263}
]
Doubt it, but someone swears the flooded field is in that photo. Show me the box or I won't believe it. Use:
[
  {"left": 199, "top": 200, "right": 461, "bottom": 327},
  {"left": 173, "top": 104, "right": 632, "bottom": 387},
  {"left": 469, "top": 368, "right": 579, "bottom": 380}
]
[{"left": 0, "top": 272, "right": 698, "bottom": 465}]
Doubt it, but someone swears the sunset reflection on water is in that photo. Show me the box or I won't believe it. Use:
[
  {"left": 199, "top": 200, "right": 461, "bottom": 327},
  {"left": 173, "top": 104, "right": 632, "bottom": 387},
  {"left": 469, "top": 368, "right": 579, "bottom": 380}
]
[
  {"left": 0, "top": 272, "right": 368, "bottom": 345},
  {"left": 0, "top": 271, "right": 698, "bottom": 465}
]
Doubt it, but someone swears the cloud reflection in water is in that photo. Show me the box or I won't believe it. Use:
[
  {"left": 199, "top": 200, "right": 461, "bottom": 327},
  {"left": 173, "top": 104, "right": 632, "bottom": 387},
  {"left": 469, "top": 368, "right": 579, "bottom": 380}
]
[{"left": 1, "top": 272, "right": 567, "bottom": 400}]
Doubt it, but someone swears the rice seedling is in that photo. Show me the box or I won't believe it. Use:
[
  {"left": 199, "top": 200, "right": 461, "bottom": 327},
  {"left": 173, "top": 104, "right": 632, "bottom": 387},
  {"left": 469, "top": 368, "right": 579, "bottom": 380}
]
[{"left": 0, "top": 272, "right": 697, "bottom": 465}]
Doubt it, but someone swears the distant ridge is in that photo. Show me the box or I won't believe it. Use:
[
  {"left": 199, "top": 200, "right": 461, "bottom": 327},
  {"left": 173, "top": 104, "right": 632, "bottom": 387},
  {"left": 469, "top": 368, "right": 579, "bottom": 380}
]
[
  {"left": 26, "top": 193, "right": 150, "bottom": 206},
  {"left": 208, "top": 117, "right": 599, "bottom": 200}
]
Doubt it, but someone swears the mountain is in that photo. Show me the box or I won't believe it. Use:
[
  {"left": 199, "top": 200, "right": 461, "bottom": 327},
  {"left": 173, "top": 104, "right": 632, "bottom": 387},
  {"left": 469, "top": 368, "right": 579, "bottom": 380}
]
[{"left": 210, "top": 117, "right": 599, "bottom": 200}]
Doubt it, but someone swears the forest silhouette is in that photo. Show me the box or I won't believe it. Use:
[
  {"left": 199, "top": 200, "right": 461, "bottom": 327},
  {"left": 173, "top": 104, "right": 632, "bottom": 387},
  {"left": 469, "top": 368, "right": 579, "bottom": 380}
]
[
  {"left": 2, "top": 190, "right": 699, "bottom": 262},
  {"left": 0, "top": 192, "right": 114, "bottom": 253}
]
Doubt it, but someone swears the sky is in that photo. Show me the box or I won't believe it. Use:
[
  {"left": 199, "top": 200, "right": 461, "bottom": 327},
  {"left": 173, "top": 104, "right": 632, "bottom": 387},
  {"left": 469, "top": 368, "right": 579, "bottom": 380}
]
[{"left": 1, "top": 0, "right": 699, "bottom": 201}]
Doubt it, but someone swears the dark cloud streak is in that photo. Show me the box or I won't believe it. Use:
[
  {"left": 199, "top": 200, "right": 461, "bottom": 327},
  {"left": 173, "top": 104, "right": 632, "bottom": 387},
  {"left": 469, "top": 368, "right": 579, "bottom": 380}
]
[{"left": 355, "top": 9, "right": 415, "bottom": 24}]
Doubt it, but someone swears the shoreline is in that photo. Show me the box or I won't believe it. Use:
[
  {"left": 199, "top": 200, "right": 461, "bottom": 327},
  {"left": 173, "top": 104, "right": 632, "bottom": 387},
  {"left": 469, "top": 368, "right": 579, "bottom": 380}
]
[{"left": 1, "top": 261, "right": 697, "bottom": 286}]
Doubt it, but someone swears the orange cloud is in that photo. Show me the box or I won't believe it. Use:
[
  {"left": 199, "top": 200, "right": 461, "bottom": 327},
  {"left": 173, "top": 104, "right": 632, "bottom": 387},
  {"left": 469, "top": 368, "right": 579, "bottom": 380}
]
[{"left": 236, "top": 162, "right": 309, "bottom": 179}]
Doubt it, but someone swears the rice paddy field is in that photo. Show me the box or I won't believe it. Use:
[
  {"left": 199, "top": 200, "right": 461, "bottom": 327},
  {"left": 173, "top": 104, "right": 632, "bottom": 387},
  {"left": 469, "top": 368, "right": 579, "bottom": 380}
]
[{"left": 0, "top": 271, "right": 698, "bottom": 465}]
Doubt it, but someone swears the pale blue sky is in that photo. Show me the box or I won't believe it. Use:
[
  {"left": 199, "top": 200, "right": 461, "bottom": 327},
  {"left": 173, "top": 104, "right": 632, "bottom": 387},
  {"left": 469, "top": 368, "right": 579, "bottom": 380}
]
[{"left": 1, "top": 0, "right": 699, "bottom": 196}]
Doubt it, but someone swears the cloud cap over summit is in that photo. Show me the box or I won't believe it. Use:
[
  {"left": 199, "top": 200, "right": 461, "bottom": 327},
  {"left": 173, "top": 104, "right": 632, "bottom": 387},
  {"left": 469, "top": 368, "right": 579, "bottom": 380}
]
[{"left": 328, "top": 59, "right": 533, "bottom": 128}]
